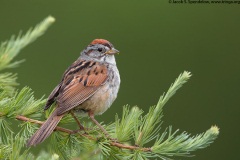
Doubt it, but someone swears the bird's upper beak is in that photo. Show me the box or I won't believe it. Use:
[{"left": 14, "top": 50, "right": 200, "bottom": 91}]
[{"left": 105, "top": 48, "right": 119, "bottom": 55}]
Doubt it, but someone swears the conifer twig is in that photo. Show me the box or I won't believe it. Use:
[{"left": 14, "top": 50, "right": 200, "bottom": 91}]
[
  {"left": 0, "top": 16, "right": 55, "bottom": 71},
  {"left": 15, "top": 115, "right": 152, "bottom": 152},
  {"left": 16, "top": 115, "right": 73, "bottom": 134}
]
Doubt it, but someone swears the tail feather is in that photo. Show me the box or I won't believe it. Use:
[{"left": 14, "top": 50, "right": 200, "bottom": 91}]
[{"left": 27, "top": 110, "right": 63, "bottom": 147}]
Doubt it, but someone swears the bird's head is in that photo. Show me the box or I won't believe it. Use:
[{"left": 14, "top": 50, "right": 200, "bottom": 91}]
[{"left": 81, "top": 39, "right": 119, "bottom": 64}]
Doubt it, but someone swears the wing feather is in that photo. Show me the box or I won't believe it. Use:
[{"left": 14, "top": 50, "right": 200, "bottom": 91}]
[
  {"left": 55, "top": 60, "right": 108, "bottom": 115},
  {"left": 44, "top": 83, "right": 62, "bottom": 110}
]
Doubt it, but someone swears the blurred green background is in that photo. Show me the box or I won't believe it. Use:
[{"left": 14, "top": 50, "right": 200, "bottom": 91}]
[{"left": 0, "top": 0, "right": 239, "bottom": 159}]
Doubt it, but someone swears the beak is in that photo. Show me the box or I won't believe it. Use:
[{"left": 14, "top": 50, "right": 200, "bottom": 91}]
[{"left": 105, "top": 48, "right": 119, "bottom": 55}]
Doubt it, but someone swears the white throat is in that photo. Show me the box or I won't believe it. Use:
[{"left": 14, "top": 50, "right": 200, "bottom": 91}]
[{"left": 80, "top": 54, "right": 117, "bottom": 65}]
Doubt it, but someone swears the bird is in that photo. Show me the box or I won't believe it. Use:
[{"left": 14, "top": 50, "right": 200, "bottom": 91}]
[{"left": 27, "top": 39, "right": 120, "bottom": 146}]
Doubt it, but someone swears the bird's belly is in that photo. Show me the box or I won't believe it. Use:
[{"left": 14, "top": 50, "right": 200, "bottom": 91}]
[
  {"left": 74, "top": 66, "right": 120, "bottom": 116},
  {"left": 74, "top": 82, "right": 119, "bottom": 116}
]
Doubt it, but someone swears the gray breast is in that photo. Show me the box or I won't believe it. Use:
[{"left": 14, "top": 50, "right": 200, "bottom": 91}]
[{"left": 107, "top": 65, "right": 120, "bottom": 103}]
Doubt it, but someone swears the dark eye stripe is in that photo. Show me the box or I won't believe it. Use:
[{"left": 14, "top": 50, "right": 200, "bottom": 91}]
[{"left": 104, "top": 43, "right": 112, "bottom": 49}]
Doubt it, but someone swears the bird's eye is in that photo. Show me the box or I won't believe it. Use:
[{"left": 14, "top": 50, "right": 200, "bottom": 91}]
[{"left": 98, "top": 48, "right": 103, "bottom": 52}]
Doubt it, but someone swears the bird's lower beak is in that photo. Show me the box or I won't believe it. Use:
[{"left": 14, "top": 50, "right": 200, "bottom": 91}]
[{"left": 105, "top": 48, "right": 119, "bottom": 55}]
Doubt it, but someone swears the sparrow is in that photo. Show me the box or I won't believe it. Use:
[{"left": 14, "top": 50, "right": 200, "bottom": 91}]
[{"left": 27, "top": 39, "right": 120, "bottom": 146}]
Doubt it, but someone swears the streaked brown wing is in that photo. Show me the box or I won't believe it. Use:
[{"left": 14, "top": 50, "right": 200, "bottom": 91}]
[
  {"left": 44, "top": 83, "right": 62, "bottom": 110},
  {"left": 55, "top": 60, "right": 108, "bottom": 115}
]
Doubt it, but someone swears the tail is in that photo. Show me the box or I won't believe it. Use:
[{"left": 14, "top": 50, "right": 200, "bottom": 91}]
[{"left": 27, "top": 110, "right": 63, "bottom": 147}]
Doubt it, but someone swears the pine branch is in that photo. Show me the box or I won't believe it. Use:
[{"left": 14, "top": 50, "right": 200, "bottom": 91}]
[
  {"left": 16, "top": 115, "right": 74, "bottom": 134},
  {"left": 135, "top": 71, "right": 192, "bottom": 147},
  {"left": 0, "top": 71, "right": 219, "bottom": 159},
  {"left": 0, "top": 73, "right": 18, "bottom": 96},
  {"left": 15, "top": 115, "right": 152, "bottom": 152},
  {"left": 0, "top": 16, "right": 55, "bottom": 97},
  {"left": 152, "top": 126, "right": 219, "bottom": 158},
  {"left": 0, "top": 87, "right": 46, "bottom": 145},
  {"left": 12, "top": 71, "right": 218, "bottom": 160},
  {"left": 115, "top": 106, "right": 143, "bottom": 142},
  {"left": 0, "top": 16, "right": 55, "bottom": 71}
]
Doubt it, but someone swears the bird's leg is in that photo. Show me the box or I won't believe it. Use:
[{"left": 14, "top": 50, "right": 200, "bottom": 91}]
[
  {"left": 70, "top": 111, "right": 85, "bottom": 132},
  {"left": 88, "top": 111, "right": 109, "bottom": 137}
]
